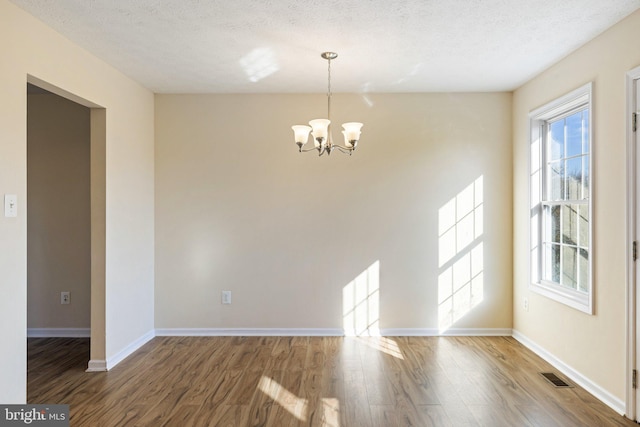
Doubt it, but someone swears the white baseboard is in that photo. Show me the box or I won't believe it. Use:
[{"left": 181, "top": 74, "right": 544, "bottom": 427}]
[
  {"left": 155, "top": 328, "right": 344, "bottom": 336},
  {"left": 512, "top": 330, "right": 625, "bottom": 415},
  {"left": 381, "top": 328, "right": 513, "bottom": 336},
  {"left": 155, "top": 327, "right": 512, "bottom": 337},
  {"left": 85, "top": 360, "right": 106, "bottom": 372},
  {"left": 105, "top": 330, "right": 155, "bottom": 370},
  {"left": 28, "top": 328, "right": 90, "bottom": 338}
]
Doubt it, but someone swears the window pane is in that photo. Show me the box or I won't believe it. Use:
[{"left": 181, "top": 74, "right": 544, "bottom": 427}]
[
  {"left": 544, "top": 243, "right": 560, "bottom": 283},
  {"left": 562, "top": 246, "right": 577, "bottom": 290},
  {"left": 551, "top": 205, "right": 560, "bottom": 243},
  {"left": 549, "top": 120, "right": 565, "bottom": 161},
  {"left": 543, "top": 244, "right": 550, "bottom": 281},
  {"left": 566, "top": 113, "right": 582, "bottom": 158},
  {"left": 562, "top": 205, "right": 578, "bottom": 245},
  {"left": 548, "top": 162, "right": 563, "bottom": 201},
  {"left": 578, "top": 204, "right": 589, "bottom": 248},
  {"left": 579, "top": 248, "right": 589, "bottom": 293},
  {"left": 565, "top": 157, "right": 582, "bottom": 200}
]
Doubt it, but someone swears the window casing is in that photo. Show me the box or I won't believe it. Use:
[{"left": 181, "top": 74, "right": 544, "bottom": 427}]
[{"left": 529, "top": 83, "right": 593, "bottom": 314}]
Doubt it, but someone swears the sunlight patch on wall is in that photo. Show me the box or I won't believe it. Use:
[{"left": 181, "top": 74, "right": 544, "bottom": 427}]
[
  {"left": 343, "top": 261, "right": 380, "bottom": 336},
  {"left": 239, "top": 47, "right": 279, "bottom": 83},
  {"left": 438, "top": 176, "right": 484, "bottom": 332},
  {"left": 258, "top": 376, "right": 308, "bottom": 421}
]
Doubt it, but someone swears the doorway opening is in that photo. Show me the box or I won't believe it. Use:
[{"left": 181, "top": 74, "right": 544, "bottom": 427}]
[
  {"left": 25, "top": 76, "right": 107, "bottom": 390},
  {"left": 27, "top": 83, "right": 91, "bottom": 339}
]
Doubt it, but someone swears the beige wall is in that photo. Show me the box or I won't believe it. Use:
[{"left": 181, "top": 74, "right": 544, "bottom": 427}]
[
  {"left": 155, "top": 93, "right": 513, "bottom": 331},
  {"left": 0, "top": 0, "right": 154, "bottom": 402},
  {"left": 27, "top": 92, "right": 91, "bottom": 329},
  {"left": 513, "top": 10, "right": 640, "bottom": 402}
]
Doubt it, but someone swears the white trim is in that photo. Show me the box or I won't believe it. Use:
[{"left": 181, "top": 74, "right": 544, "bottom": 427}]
[
  {"left": 381, "top": 328, "right": 513, "bottom": 336},
  {"left": 155, "top": 328, "right": 344, "bottom": 336},
  {"left": 529, "top": 282, "right": 591, "bottom": 313},
  {"left": 85, "top": 360, "right": 107, "bottom": 372},
  {"left": 513, "top": 330, "right": 625, "bottom": 415},
  {"left": 105, "top": 330, "right": 155, "bottom": 370},
  {"left": 27, "top": 328, "right": 90, "bottom": 338},
  {"left": 626, "top": 64, "right": 640, "bottom": 421},
  {"left": 155, "top": 327, "right": 512, "bottom": 337},
  {"left": 530, "top": 84, "right": 591, "bottom": 119}
]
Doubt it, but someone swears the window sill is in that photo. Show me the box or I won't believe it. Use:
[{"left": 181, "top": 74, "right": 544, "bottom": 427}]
[{"left": 530, "top": 281, "right": 593, "bottom": 314}]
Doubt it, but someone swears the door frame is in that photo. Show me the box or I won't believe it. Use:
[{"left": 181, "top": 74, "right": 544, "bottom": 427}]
[{"left": 625, "top": 64, "right": 640, "bottom": 420}]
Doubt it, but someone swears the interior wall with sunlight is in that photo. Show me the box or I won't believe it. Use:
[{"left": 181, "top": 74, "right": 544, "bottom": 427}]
[{"left": 154, "top": 92, "right": 513, "bottom": 331}]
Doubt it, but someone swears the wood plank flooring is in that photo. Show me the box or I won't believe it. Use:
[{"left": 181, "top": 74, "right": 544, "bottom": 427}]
[{"left": 28, "top": 336, "right": 637, "bottom": 426}]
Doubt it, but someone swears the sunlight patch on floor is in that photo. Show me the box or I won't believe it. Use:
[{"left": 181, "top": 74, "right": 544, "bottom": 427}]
[
  {"left": 356, "top": 336, "right": 404, "bottom": 359},
  {"left": 258, "top": 376, "right": 308, "bottom": 421}
]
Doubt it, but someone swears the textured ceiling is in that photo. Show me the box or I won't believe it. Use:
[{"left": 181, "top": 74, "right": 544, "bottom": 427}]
[{"left": 9, "top": 0, "right": 640, "bottom": 93}]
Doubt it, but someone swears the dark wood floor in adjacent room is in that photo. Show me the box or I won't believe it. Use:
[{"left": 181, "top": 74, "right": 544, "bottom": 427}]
[{"left": 28, "top": 336, "right": 636, "bottom": 426}]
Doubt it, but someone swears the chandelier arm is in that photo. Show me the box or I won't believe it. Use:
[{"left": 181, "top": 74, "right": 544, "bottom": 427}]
[
  {"left": 299, "top": 147, "right": 319, "bottom": 153},
  {"left": 332, "top": 145, "right": 354, "bottom": 154}
]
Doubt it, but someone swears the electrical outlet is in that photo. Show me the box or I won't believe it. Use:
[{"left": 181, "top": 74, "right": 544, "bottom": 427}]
[
  {"left": 523, "top": 297, "right": 529, "bottom": 312},
  {"left": 61, "top": 292, "right": 70, "bottom": 305},
  {"left": 222, "top": 291, "right": 232, "bottom": 305}
]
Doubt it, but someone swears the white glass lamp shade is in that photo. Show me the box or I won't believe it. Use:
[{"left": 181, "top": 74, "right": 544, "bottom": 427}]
[
  {"left": 342, "top": 122, "right": 363, "bottom": 147},
  {"left": 292, "top": 125, "right": 311, "bottom": 145},
  {"left": 309, "top": 119, "right": 330, "bottom": 147},
  {"left": 342, "top": 130, "right": 351, "bottom": 147}
]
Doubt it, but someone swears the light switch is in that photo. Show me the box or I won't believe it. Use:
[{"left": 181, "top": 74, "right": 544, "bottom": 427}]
[
  {"left": 222, "top": 291, "right": 232, "bottom": 304},
  {"left": 4, "top": 194, "right": 17, "bottom": 217}
]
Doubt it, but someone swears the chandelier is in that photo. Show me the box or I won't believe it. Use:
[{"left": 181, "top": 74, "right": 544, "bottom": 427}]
[{"left": 291, "top": 52, "right": 363, "bottom": 156}]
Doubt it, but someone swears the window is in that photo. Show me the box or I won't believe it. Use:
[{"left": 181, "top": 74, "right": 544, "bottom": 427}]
[{"left": 529, "top": 83, "right": 593, "bottom": 314}]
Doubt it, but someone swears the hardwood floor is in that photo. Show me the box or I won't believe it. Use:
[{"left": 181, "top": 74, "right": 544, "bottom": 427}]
[{"left": 28, "top": 336, "right": 636, "bottom": 426}]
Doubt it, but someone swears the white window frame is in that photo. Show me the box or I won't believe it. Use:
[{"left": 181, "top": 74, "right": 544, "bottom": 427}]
[{"left": 529, "top": 82, "right": 593, "bottom": 314}]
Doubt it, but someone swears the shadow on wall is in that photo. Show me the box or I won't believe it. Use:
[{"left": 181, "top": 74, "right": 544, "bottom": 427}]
[{"left": 438, "top": 176, "right": 484, "bottom": 333}]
